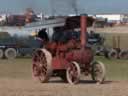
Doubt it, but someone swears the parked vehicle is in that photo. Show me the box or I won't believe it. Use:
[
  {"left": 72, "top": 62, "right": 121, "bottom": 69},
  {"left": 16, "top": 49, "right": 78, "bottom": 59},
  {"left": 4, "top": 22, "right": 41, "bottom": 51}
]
[{"left": 0, "top": 32, "right": 37, "bottom": 59}]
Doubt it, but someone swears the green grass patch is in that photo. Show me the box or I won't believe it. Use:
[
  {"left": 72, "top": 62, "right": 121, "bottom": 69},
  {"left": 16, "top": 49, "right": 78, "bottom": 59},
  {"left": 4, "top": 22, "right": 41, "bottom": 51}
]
[
  {"left": 0, "top": 58, "right": 32, "bottom": 79},
  {"left": 96, "top": 56, "right": 128, "bottom": 81},
  {"left": 0, "top": 57, "right": 128, "bottom": 81}
]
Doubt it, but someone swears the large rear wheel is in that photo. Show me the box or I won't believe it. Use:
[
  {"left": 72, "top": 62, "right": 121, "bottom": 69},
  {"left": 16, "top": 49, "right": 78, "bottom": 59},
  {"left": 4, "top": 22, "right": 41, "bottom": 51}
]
[
  {"left": 32, "top": 49, "right": 52, "bottom": 83},
  {"left": 66, "top": 61, "right": 81, "bottom": 85}
]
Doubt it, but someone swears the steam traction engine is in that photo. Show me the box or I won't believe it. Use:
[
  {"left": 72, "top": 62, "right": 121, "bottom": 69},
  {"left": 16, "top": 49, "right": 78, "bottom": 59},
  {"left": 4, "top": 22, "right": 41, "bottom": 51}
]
[{"left": 32, "top": 15, "right": 106, "bottom": 84}]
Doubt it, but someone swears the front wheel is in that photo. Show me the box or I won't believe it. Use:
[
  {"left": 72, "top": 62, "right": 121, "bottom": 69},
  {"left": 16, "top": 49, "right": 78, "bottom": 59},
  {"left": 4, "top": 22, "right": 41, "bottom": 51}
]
[
  {"left": 66, "top": 61, "right": 81, "bottom": 85},
  {"left": 91, "top": 61, "right": 106, "bottom": 84}
]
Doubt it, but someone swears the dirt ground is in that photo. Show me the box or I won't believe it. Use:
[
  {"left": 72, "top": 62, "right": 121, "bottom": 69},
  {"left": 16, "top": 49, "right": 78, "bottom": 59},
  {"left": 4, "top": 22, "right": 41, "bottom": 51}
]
[
  {"left": 0, "top": 57, "right": 128, "bottom": 96},
  {"left": 0, "top": 77, "right": 128, "bottom": 96}
]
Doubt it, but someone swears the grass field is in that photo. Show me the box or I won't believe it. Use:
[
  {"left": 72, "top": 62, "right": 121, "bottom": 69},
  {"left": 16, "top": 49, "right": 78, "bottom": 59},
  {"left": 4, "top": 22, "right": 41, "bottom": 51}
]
[
  {"left": 96, "top": 56, "right": 128, "bottom": 80},
  {"left": 0, "top": 57, "right": 128, "bottom": 81},
  {"left": 0, "top": 58, "right": 32, "bottom": 79},
  {"left": 1, "top": 26, "right": 128, "bottom": 96}
]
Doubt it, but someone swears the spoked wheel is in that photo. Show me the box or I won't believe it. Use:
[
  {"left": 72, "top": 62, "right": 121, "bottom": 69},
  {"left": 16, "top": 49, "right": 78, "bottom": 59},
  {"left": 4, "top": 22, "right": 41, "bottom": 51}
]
[
  {"left": 32, "top": 49, "right": 52, "bottom": 83},
  {"left": 66, "top": 61, "right": 81, "bottom": 85},
  {"left": 91, "top": 61, "right": 106, "bottom": 84}
]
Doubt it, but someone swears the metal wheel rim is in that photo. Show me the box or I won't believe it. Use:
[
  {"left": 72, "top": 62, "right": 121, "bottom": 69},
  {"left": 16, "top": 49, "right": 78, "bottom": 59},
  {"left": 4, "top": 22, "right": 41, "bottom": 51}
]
[
  {"left": 66, "top": 61, "right": 81, "bottom": 85},
  {"left": 32, "top": 49, "right": 52, "bottom": 83},
  {"left": 91, "top": 61, "right": 106, "bottom": 83}
]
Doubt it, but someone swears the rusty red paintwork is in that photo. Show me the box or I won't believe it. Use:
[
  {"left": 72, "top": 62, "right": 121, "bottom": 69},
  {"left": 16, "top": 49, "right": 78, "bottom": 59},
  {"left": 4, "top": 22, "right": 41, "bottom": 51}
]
[
  {"left": 33, "top": 15, "right": 93, "bottom": 72},
  {"left": 41, "top": 15, "right": 93, "bottom": 70},
  {"left": 51, "top": 48, "right": 93, "bottom": 70},
  {"left": 81, "top": 15, "right": 87, "bottom": 47},
  {"left": 32, "top": 15, "right": 106, "bottom": 84}
]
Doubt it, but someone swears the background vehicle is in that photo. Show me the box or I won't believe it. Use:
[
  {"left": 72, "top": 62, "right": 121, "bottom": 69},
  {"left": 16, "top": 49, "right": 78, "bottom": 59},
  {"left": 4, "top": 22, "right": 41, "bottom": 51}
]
[{"left": 0, "top": 32, "right": 38, "bottom": 59}]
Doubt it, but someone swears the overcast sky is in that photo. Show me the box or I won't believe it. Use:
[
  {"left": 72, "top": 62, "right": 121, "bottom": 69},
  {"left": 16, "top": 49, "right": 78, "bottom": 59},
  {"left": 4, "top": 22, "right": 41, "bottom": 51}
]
[{"left": 0, "top": 0, "right": 128, "bottom": 15}]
